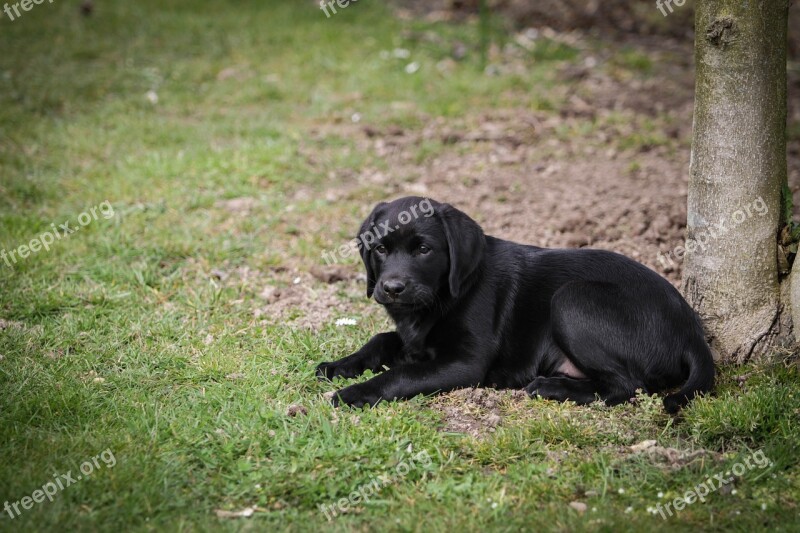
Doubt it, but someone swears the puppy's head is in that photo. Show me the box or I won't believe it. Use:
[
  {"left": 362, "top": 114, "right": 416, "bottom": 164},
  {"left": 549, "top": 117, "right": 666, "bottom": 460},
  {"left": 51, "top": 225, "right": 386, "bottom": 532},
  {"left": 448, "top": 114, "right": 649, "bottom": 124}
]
[{"left": 357, "top": 197, "right": 485, "bottom": 310}]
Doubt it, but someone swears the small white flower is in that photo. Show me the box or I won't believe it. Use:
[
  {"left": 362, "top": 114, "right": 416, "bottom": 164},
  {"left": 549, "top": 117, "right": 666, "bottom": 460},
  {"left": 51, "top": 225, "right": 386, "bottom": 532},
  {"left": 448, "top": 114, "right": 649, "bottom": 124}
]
[
  {"left": 761, "top": 503, "right": 767, "bottom": 510},
  {"left": 617, "top": 488, "right": 625, "bottom": 494},
  {"left": 351, "top": 113, "right": 361, "bottom": 123},
  {"left": 293, "top": 277, "right": 302, "bottom": 285},
  {"left": 335, "top": 318, "right": 357, "bottom": 326},
  {"left": 145, "top": 90, "right": 158, "bottom": 104},
  {"left": 491, "top": 502, "right": 498, "bottom": 509},
  {"left": 657, "top": 492, "right": 664, "bottom": 498},
  {"left": 625, "top": 507, "right": 633, "bottom": 514},
  {"left": 405, "top": 62, "right": 420, "bottom": 74},
  {"left": 731, "top": 489, "right": 738, "bottom": 495}
]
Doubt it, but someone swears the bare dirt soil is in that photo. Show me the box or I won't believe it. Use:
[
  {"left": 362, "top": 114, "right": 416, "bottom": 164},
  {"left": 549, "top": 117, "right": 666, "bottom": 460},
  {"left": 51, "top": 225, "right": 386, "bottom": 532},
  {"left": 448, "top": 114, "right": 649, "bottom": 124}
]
[
  {"left": 341, "top": 36, "right": 799, "bottom": 288},
  {"left": 252, "top": 29, "right": 800, "bottom": 338},
  {"left": 432, "top": 387, "right": 528, "bottom": 437}
]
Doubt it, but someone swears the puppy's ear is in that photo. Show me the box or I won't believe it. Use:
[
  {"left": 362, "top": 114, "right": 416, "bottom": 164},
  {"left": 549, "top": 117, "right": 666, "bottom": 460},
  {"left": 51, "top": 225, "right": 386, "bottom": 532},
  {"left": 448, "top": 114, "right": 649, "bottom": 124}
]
[
  {"left": 357, "top": 202, "right": 387, "bottom": 298},
  {"left": 439, "top": 204, "right": 486, "bottom": 298}
]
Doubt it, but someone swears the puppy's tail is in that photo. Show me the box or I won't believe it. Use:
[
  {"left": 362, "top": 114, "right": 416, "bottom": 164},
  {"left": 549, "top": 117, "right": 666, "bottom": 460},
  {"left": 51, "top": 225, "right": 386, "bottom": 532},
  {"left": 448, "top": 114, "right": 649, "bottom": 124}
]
[{"left": 663, "top": 332, "right": 715, "bottom": 414}]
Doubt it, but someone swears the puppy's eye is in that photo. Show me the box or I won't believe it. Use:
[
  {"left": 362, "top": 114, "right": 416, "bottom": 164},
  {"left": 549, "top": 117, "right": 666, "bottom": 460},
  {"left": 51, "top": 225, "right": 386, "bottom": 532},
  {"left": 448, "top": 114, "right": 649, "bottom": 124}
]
[
  {"left": 418, "top": 245, "right": 431, "bottom": 255},
  {"left": 375, "top": 244, "right": 387, "bottom": 255}
]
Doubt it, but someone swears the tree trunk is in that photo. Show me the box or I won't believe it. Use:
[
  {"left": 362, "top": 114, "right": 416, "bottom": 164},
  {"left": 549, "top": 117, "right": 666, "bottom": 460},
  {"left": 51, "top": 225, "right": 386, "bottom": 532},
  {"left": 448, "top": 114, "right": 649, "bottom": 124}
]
[{"left": 684, "top": 0, "right": 791, "bottom": 363}]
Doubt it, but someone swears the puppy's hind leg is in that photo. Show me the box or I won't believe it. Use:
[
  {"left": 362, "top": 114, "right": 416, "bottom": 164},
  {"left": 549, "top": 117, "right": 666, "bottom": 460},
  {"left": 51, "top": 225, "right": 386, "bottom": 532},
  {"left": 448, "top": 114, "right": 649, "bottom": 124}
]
[
  {"left": 548, "top": 281, "right": 647, "bottom": 407},
  {"left": 525, "top": 376, "right": 635, "bottom": 407},
  {"left": 525, "top": 376, "right": 602, "bottom": 405}
]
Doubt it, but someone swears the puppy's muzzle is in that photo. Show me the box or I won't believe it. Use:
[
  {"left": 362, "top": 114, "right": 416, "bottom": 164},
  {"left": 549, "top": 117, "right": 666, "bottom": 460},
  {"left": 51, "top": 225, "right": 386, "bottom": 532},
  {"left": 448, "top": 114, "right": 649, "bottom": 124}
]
[{"left": 382, "top": 279, "right": 406, "bottom": 298}]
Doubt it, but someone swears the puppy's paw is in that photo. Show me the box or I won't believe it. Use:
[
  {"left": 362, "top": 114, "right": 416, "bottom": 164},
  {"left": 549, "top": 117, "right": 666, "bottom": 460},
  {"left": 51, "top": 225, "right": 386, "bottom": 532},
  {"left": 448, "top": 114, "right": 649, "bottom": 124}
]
[
  {"left": 330, "top": 383, "right": 383, "bottom": 409},
  {"left": 524, "top": 377, "right": 546, "bottom": 398},
  {"left": 315, "top": 360, "right": 362, "bottom": 381},
  {"left": 315, "top": 361, "right": 336, "bottom": 381}
]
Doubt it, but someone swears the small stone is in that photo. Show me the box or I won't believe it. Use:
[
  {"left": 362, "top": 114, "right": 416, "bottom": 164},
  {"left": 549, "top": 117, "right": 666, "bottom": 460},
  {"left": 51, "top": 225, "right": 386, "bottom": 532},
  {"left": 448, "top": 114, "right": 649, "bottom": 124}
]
[{"left": 569, "top": 501, "right": 588, "bottom": 513}]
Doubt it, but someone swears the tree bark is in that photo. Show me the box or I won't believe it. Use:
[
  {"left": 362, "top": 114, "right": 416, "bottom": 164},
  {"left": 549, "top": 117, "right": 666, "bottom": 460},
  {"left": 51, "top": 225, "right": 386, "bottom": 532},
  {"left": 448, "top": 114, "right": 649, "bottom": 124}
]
[{"left": 684, "top": 0, "right": 791, "bottom": 363}]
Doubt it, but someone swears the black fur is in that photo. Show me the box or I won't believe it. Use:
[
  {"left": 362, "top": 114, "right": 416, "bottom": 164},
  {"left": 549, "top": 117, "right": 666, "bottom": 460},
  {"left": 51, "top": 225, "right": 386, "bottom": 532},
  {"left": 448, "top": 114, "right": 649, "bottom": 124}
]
[{"left": 316, "top": 197, "right": 715, "bottom": 413}]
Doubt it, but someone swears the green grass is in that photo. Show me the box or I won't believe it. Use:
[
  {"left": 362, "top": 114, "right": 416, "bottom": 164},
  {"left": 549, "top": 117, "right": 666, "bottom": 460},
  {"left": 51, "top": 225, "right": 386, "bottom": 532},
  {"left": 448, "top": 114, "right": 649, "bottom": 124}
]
[
  {"left": 611, "top": 48, "right": 654, "bottom": 76},
  {"left": 1, "top": 1, "right": 798, "bottom": 531}
]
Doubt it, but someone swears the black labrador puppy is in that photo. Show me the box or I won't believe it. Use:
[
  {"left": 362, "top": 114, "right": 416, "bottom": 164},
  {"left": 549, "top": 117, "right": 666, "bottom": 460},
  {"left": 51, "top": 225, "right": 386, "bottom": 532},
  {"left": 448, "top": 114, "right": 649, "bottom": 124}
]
[{"left": 317, "top": 197, "right": 714, "bottom": 413}]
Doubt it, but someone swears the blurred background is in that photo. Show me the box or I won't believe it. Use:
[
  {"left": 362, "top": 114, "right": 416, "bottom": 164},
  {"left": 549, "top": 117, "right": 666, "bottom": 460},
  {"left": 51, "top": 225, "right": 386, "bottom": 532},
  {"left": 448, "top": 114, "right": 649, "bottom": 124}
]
[{"left": 2, "top": 0, "right": 798, "bottom": 290}]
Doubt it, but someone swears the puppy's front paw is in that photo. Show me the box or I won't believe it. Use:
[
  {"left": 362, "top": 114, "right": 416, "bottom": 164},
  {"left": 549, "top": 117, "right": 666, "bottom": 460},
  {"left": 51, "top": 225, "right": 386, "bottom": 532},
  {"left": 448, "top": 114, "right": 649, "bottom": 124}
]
[
  {"left": 315, "top": 360, "right": 361, "bottom": 381},
  {"left": 315, "top": 361, "right": 336, "bottom": 381},
  {"left": 331, "top": 383, "right": 383, "bottom": 408}
]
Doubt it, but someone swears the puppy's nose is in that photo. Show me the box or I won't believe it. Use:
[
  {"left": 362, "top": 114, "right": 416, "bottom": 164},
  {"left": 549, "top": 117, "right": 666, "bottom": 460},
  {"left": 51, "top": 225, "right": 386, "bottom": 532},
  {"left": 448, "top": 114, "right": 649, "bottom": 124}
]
[{"left": 382, "top": 279, "right": 406, "bottom": 297}]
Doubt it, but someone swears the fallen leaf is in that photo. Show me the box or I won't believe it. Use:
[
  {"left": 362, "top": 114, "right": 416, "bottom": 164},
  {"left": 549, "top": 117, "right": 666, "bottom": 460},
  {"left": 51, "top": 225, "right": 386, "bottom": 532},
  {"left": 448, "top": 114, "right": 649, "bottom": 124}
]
[{"left": 215, "top": 507, "right": 254, "bottom": 519}]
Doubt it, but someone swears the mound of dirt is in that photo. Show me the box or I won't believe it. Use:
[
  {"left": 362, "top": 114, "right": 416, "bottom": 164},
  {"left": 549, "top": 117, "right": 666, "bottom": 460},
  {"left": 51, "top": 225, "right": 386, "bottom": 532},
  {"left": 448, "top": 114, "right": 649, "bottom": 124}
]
[{"left": 432, "top": 387, "right": 528, "bottom": 437}]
